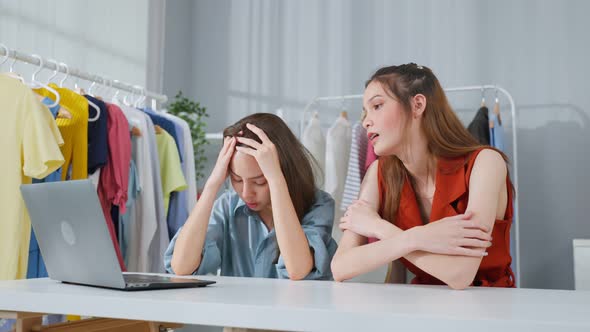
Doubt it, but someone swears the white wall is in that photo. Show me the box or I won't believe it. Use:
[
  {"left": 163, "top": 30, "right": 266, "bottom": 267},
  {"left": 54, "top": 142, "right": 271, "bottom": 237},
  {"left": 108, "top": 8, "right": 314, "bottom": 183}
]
[
  {"left": 163, "top": 0, "right": 590, "bottom": 290},
  {"left": 0, "top": 0, "right": 149, "bottom": 87}
]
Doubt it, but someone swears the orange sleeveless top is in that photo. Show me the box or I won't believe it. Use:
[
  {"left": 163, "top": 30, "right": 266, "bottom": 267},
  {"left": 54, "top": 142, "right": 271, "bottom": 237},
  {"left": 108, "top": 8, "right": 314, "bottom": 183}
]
[{"left": 376, "top": 148, "right": 515, "bottom": 287}]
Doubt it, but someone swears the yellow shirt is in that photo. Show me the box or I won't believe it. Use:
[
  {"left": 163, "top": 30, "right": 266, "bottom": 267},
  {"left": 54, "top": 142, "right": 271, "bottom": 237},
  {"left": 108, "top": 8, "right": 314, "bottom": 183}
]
[
  {"left": 155, "top": 130, "right": 187, "bottom": 215},
  {"left": 35, "top": 84, "right": 88, "bottom": 180},
  {"left": 0, "top": 75, "right": 64, "bottom": 280}
]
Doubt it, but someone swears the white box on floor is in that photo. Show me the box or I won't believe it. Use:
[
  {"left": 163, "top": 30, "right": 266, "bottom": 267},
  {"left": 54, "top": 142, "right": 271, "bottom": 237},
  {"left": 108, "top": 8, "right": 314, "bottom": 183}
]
[{"left": 573, "top": 239, "right": 590, "bottom": 290}]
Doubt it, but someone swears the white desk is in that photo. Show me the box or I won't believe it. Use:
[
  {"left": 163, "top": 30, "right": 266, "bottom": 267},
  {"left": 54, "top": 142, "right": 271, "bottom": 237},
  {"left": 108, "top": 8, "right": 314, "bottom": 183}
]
[{"left": 1, "top": 275, "right": 589, "bottom": 332}]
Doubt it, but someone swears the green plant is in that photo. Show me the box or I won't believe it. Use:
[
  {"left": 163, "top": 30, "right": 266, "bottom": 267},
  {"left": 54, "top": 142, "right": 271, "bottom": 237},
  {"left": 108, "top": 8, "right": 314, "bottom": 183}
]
[{"left": 167, "top": 91, "right": 209, "bottom": 187}]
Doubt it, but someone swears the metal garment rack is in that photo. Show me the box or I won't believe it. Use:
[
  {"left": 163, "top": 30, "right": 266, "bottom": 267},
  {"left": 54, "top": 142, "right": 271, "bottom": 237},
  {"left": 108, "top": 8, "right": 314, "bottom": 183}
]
[
  {"left": 0, "top": 45, "right": 168, "bottom": 104},
  {"left": 302, "top": 85, "right": 521, "bottom": 287}
]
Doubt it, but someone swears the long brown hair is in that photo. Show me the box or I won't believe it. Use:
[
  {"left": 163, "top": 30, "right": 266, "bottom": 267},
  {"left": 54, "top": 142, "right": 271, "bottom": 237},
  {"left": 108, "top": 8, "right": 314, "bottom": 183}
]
[
  {"left": 367, "top": 64, "right": 510, "bottom": 223},
  {"left": 223, "top": 113, "right": 318, "bottom": 220}
]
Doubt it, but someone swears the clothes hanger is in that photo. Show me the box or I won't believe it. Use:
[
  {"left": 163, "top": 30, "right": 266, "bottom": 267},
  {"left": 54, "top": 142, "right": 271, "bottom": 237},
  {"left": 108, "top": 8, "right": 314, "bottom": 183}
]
[
  {"left": 493, "top": 87, "right": 502, "bottom": 125},
  {"left": 111, "top": 79, "right": 124, "bottom": 104},
  {"left": 123, "top": 89, "right": 135, "bottom": 107},
  {"left": 340, "top": 96, "right": 348, "bottom": 120},
  {"left": 43, "top": 61, "right": 72, "bottom": 119},
  {"left": 153, "top": 96, "right": 165, "bottom": 133},
  {"left": 7, "top": 50, "right": 25, "bottom": 83},
  {"left": 99, "top": 77, "right": 110, "bottom": 99},
  {"left": 68, "top": 72, "right": 100, "bottom": 121},
  {"left": 133, "top": 86, "right": 146, "bottom": 108},
  {"left": 92, "top": 78, "right": 106, "bottom": 101},
  {"left": 133, "top": 86, "right": 141, "bottom": 108},
  {"left": 0, "top": 44, "right": 23, "bottom": 82},
  {"left": 59, "top": 62, "right": 70, "bottom": 87},
  {"left": 29, "top": 54, "right": 61, "bottom": 108},
  {"left": 121, "top": 84, "right": 139, "bottom": 107},
  {"left": 74, "top": 77, "right": 86, "bottom": 95},
  {"left": 45, "top": 58, "right": 60, "bottom": 84},
  {"left": 117, "top": 84, "right": 143, "bottom": 136},
  {"left": 86, "top": 88, "right": 101, "bottom": 122},
  {"left": 0, "top": 43, "right": 10, "bottom": 69},
  {"left": 87, "top": 81, "right": 97, "bottom": 96},
  {"left": 140, "top": 91, "right": 147, "bottom": 109},
  {"left": 59, "top": 62, "right": 100, "bottom": 122},
  {"left": 96, "top": 77, "right": 111, "bottom": 100},
  {"left": 31, "top": 56, "right": 70, "bottom": 119}
]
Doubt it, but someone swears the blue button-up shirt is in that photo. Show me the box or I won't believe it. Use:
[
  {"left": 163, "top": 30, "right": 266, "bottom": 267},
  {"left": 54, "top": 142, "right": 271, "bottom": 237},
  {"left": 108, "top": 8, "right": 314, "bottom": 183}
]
[{"left": 164, "top": 189, "right": 337, "bottom": 280}]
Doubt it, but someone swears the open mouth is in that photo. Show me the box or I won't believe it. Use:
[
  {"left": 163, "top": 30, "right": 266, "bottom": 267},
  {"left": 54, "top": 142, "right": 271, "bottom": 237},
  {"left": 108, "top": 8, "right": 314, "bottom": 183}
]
[
  {"left": 246, "top": 202, "right": 258, "bottom": 209},
  {"left": 368, "top": 133, "right": 380, "bottom": 142}
]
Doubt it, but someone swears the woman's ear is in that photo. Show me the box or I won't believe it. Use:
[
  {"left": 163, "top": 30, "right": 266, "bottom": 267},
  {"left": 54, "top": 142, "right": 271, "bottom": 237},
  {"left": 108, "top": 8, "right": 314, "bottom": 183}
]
[{"left": 411, "top": 94, "right": 427, "bottom": 119}]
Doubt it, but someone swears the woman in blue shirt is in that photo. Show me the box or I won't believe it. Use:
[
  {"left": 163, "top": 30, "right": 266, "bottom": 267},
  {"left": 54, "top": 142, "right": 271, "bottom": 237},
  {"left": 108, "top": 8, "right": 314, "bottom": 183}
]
[{"left": 165, "top": 113, "right": 337, "bottom": 280}]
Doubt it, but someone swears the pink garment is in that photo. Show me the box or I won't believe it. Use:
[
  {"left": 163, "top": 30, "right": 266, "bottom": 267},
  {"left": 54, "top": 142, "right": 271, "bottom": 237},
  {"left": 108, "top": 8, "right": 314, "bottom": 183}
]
[
  {"left": 364, "top": 141, "right": 378, "bottom": 176},
  {"left": 98, "top": 103, "right": 131, "bottom": 271},
  {"left": 99, "top": 103, "right": 131, "bottom": 213}
]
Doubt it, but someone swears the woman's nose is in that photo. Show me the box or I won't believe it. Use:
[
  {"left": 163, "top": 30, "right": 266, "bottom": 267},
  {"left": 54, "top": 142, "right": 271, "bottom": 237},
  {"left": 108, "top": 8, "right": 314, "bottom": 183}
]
[
  {"left": 242, "top": 183, "right": 255, "bottom": 197},
  {"left": 362, "top": 114, "right": 372, "bottom": 129}
]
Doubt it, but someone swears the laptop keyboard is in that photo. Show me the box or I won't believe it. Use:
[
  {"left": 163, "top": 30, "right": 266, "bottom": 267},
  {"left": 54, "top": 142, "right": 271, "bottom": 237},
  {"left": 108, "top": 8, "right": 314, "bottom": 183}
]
[{"left": 123, "top": 274, "right": 174, "bottom": 284}]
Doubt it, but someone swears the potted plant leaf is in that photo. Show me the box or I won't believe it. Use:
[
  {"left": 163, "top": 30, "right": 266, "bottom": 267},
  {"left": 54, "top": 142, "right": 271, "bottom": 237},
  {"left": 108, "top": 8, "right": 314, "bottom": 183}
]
[{"left": 167, "top": 91, "right": 209, "bottom": 192}]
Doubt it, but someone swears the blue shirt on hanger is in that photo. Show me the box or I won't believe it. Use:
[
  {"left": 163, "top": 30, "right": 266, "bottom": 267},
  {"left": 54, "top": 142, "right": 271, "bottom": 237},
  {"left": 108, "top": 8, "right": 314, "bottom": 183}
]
[
  {"left": 165, "top": 117, "right": 189, "bottom": 240},
  {"left": 164, "top": 189, "right": 338, "bottom": 280},
  {"left": 489, "top": 112, "right": 505, "bottom": 151},
  {"left": 85, "top": 95, "right": 109, "bottom": 174},
  {"left": 119, "top": 159, "right": 141, "bottom": 265},
  {"left": 33, "top": 98, "right": 63, "bottom": 184},
  {"left": 28, "top": 97, "right": 63, "bottom": 279},
  {"left": 141, "top": 107, "right": 183, "bottom": 162}
]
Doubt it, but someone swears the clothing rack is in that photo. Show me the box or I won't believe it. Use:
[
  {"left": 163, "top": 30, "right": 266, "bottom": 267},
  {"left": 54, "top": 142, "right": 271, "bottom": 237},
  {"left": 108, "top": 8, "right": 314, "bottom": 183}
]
[
  {"left": 0, "top": 45, "right": 168, "bottom": 104},
  {"left": 302, "top": 85, "right": 521, "bottom": 287}
]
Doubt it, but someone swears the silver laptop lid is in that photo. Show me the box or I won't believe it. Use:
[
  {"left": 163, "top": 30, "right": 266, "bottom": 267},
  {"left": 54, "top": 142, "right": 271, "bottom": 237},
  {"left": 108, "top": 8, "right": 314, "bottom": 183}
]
[{"left": 21, "top": 180, "right": 126, "bottom": 289}]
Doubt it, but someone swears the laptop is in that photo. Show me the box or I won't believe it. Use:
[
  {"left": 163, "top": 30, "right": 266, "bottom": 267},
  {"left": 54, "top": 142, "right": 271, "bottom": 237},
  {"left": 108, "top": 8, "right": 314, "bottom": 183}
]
[{"left": 20, "top": 180, "right": 215, "bottom": 291}]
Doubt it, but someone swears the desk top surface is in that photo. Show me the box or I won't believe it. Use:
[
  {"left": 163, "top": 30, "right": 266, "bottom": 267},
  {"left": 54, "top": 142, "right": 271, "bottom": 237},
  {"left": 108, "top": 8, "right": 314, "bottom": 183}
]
[{"left": 1, "top": 275, "right": 589, "bottom": 332}]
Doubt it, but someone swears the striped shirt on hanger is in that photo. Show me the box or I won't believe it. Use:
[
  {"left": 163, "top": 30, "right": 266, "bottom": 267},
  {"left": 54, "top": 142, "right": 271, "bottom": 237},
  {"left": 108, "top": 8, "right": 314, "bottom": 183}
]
[{"left": 340, "top": 122, "right": 368, "bottom": 211}]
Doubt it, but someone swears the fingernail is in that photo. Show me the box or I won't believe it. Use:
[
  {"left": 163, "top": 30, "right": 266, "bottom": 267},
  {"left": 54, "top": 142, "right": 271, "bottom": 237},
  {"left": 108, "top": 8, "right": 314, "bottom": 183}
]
[{"left": 483, "top": 252, "right": 488, "bottom": 256}]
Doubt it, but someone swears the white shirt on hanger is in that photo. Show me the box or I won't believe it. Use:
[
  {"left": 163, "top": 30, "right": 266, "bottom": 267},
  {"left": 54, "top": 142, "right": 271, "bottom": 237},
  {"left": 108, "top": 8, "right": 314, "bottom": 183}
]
[
  {"left": 324, "top": 114, "right": 352, "bottom": 202},
  {"left": 117, "top": 104, "right": 168, "bottom": 273},
  {"left": 324, "top": 114, "right": 352, "bottom": 242},
  {"left": 301, "top": 112, "right": 326, "bottom": 183}
]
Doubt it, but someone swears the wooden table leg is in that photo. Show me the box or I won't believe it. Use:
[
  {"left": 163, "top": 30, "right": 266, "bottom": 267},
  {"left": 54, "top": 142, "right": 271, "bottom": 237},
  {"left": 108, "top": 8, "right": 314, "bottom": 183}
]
[
  {"left": 0, "top": 311, "right": 45, "bottom": 332},
  {"left": 16, "top": 316, "right": 43, "bottom": 332}
]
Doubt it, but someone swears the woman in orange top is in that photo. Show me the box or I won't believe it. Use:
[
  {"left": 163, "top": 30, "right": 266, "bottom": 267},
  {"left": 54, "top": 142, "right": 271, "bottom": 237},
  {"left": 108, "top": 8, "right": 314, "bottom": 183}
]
[{"left": 331, "top": 64, "right": 514, "bottom": 289}]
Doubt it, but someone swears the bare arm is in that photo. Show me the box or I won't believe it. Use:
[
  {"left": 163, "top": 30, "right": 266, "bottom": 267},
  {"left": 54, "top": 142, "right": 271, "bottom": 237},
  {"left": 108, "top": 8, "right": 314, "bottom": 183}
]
[
  {"left": 170, "top": 182, "right": 220, "bottom": 275},
  {"left": 333, "top": 150, "right": 504, "bottom": 289},
  {"left": 269, "top": 175, "right": 315, "bottom": 280},
  {"left": 402, "top": 149, "right": 507, "bottom": 289},
  {"left": 331, "top": 162, "right": 416, "bottom": 281},
  {"left": 170, "top": 137, "right": 236, "bottom": 275},
  {"left": 236, "top": 124, "right": 313, "bottom": 280}
]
